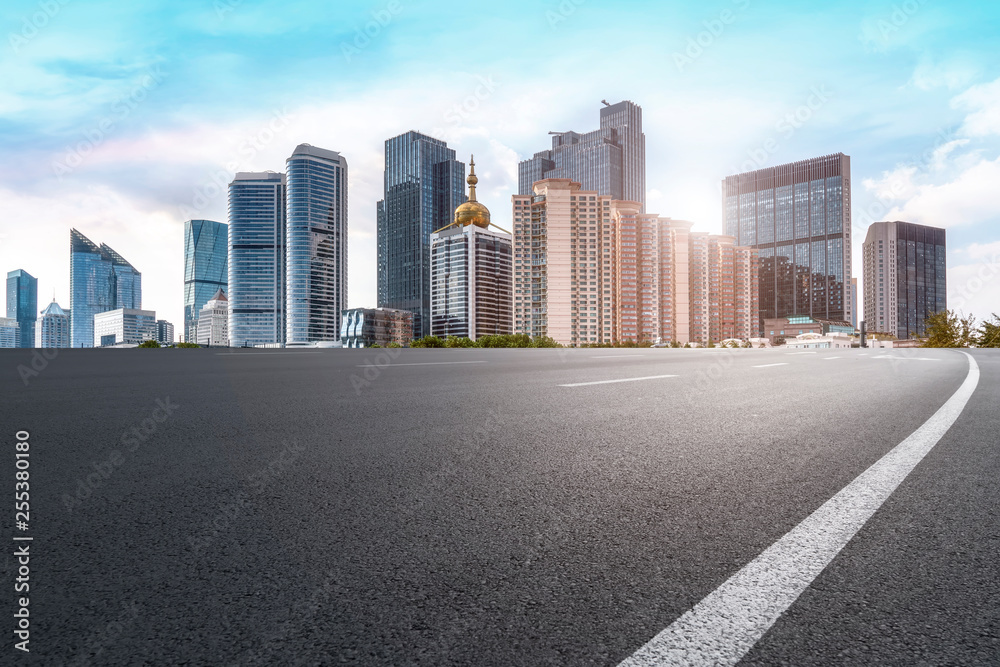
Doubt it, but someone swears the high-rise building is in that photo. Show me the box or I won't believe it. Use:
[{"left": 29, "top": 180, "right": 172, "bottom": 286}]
[
  {"left": 722, "top": 153, "right": 852, "bottom": 332},
  {"left": 518, "top": 100, "right": 646, "bottom": 210},
  {"left": 377, "top": 132, "right": 466, "bottom": 338},
  {"left": 155, "top": 320, "right": 175, "bottom": 345},
  {"left": 93, "top": 308, "right": 156, "bottom": 347},
  {"left": 6, "top": 269, "right": 37, "bottom": 348},
  {"left": 0, "top": 318, "right": 18, "bottom": 348},
  {"left": 850, "top": 277, "right": 858, "bottom": 329},
  {"left": 35, "top": 300, "right": 70, "bottom": 348},
  {"left": 430, "top": 158, "right": 513, "bottom": 340},
  {"left": 197, "top": 289, "right": 229, "bottom": 347},
  {"left": 228, "top": 172, "right": 286, "bottom": 348},
  {"left": 340, "top": 308, "right": 414, "bottom": 348},
  {"left": 70, "top": 229, "right": 141, "bottom": 348},
  {"left": 183, "top": 219, "right": 228, "bottom": 343},
  {"left": 863, "top": 221, "right": 946, "bottom": 339},
  {"left": 286, "top": 144, "right": 348, "bottom": 344},
  {"left": 512, "top": 179, "right": 757, "bottom": 346}
]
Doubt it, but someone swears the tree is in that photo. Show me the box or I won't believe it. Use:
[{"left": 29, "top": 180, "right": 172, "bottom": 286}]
[
  {"left": 175, "top": 342, "right": 200, "bottom": 348},
  {"left": 977, "top": 313, "right": 1000, "bottom": 348},
  {"left": 138, "top": 340, "right": 161, "bottom": 348},
  {"left": 387, "top": 342, "right": 402, "bottom": 349},
  {"left": 922, "top": 310, "right": 977, "bottom": 348}
]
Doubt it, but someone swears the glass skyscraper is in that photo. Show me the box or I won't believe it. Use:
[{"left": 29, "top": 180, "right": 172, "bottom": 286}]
[
  {"left": 69, "top": 229, "right": 141, "bottom": 348},
  {"left": 183, "top": 219, "right": 228, "bottom": 343},
  {"left": 228, "top": 172, "right": 286, "bottom": 347},
  {"left": 377, "top": 132, "right": 466, "bottom": 338},
  {"left": 286, "top": 144, "right": 348, "bottom": 344},
  {"left": 6, "top": 269, "right": 37, "bottom": 348},
  {"left": 518, "top": 100, "right": 646, "bottom": 210},
  {"left": 722, "top": 153, "right": 853, "bottom": 330}
]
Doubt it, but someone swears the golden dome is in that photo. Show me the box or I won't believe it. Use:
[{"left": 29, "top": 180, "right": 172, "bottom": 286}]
[{"left": 453, "top": 155, "right": 491, "bottom": 228}]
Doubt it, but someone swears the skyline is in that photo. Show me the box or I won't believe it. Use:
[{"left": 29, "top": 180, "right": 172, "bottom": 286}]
[{"left": 2, "top": 0, "right": 1000, "bottom": 332}]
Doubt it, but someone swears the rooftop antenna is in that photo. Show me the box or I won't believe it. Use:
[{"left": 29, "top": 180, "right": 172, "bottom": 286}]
[{"left": 601, "top": 100, "right": 611, "bottom": 107}]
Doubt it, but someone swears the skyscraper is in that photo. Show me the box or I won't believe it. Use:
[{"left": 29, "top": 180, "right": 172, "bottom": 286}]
[
  {"left": 228, "top": 172, "right": 286, "bottom": 347},
  {"left": 155, "top": 320, "right": 175, "bottom": 345},
  {"left": 377, "top": 132, "right": 466, "bottom": 338},
  {"left": 36, "top": 300, "right": 70, "bottom": 348},
  {"left": 518, "top": 100, "right": 646, "bottom": 210},
  {"left": 863, "top": 221, "right": 946, "bottom": 339},
  {"left": 69, "top": 229, "right": 141, "bottom": 348},
  {"left": 6, "top": 269, "right": 37, "bottom": 348},
  {"left": 197, "top": 289, "right": 229, "bottom": 347},
  {"left": 722, "top": 153, "right": 852, "bottom": 331},
  {"left": 286, "top": 144, "right": 348, "bottom": 344},
  {"left": 183, "top": 219, "right": 228, "bottom": 343},
  {"left": 430, "top": 158, "right": 513, "bottom": 340}
]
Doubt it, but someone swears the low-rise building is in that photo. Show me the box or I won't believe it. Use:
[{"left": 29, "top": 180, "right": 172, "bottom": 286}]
[
  {"left": 0, "top": 317, "right": 19, "bottom": 348},
  {"left": 341, "top": 308, "right": 414, "bottom": 348},
  {"left": 156, "top": 320, "right": 175, "bottom": 345},
  {"left": 93, "top": 308, "right": 157, "bottom": 347},
  {"left": 197, "top": 289, "right": 229, "bottom": 347},
  {"left": 764, "top": 315, "right": 855, "bottom": 346},
  {"left": 784, "top": 332, "right": 855, "bottom": 349},
  {"left": 36, "top": 300, "right": 70, "bottom": 348}
]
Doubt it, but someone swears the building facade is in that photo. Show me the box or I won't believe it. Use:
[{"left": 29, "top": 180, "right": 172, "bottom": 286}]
[
  {"left": 197, "top": 289, "right": 229, "bottom": 346},
  {"left": 228, "top": 172, "right": 286, "bottom": 348},
  {"left": 512, "top": 179, "right": 757, "bottom": 347},
  {"left": 93, "top": 308, "right": 156, "bottom": 347},
  {"left": 183, "top": 219, "right": 228, "bottom": 343},
  {"left": 0, "top": 318, "right": 18, "bottom": 348},
  {"left": 377, "top": 132, "right": 466, "bottom": 338},
  {"left": 286, "top": 144, "right": 348, "bottom": 344},
  {"left": 863, "top": 221, "right": 946, "bottom": 339},
  {"left": 340, "top": 308, "right": 414, "bottom": 348},
  {"left": 36, "top": 300, "right": 70, "bottom": 348},
  {"left": 155, "top": 320, "right": 175, "bottom": 345},
  {"left": 763, "top": 315, "right": 855, "bottom": 346},
  {"left": 70, "top": 229, "right": 142, "bottom": 348},
  {"left": 6, "top": 269, "right": 37, "bottom": 348},
  {"left": 722, "top": 153, "right": 852, "bottom": 332},
  {"left": 518, "top": 100, "right": 645, "bottom": 210}
]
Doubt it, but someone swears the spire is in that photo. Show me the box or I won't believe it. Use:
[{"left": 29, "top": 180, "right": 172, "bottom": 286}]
[{"left": 467, "top": 154, "right": 478, "bottom": 202}]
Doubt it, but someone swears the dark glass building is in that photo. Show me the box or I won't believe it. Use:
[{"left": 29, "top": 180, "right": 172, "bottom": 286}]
[
  {"left": 6, "top": 269, "right": 37, "bottom": 348},
  {"left": 286, "top": 144, "right": 348, "bottom": 344},
  {"left": 722, "top": 153, "right": 852, "bottom": 331},
  {"left": 863, "top": 221, "right": 946, "bottom": 339},
  {"left": 518, "top": 100, "right": 646, "bottom": 210},
  {"left": 377, "top": 132, "right": 466, "bottom": 337},
  {"left": 228, "top": 172, "right": 286, "bottom": 347},
  {"left": 183, "top": 220, "right": 228, "bottom": 343},
  {"left": 69, "top": 229, "right": 141, "bottom": 348}
]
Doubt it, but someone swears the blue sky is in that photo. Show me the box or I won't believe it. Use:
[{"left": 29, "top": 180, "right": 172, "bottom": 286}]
[{"left": 2, "top": 0, "right": 999, "bottom": 330}]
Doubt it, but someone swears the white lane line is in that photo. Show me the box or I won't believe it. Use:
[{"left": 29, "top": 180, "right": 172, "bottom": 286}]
[
  {"left": 872, "top": 355, "right": 941, "bottom": 362},
  {"left": 216, "top": 352, "right": 323, "bottom": 355},
  {"left": 355, "top": 361, "right": 487, "bottom": 367},
  {"left": 559, "top": 374, "right": 678, "bottom": 388},
  {"left": 592, "top": 355, "right": 648, "bottom": 359},
  {"left": 618, "top": 352, "right": 980, "bottom": 667},
  {"left": 823, "top": 356, "right": 842, "bottom": 360},
  {"left": 786, "top": 352, "right": 817, "bottom": 355},
  {"left": 753, "top": 363, "right": 788, "bottom": 368}
]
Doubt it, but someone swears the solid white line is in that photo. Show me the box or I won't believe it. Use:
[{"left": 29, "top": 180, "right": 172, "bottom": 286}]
[
  {"left": 753, "top": 363, "right": 788, "bottom": 368},
  {"left": 618, "top": 352, "right": 980, "bottom": 667},
  {"left": 592, "top": 355, "right": 648, "bottom": 359},
  {"left": 355, "top": 361, "right": 487, "bottom": 367},
  {"left": 560, "top": 374, "right": 678, "bottom": 387},
  {"left": 823, "top": 356, "right": 842, "bottom": 360}
]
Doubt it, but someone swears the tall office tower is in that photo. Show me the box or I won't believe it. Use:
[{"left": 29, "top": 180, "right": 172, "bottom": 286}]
[
  {"left": 69, "top": 229, "right": 141, "bottom": 348},
  {"left": 35, "top": 300, "right": 70, "bottom": 348},
  {"left": 286, "top": 144, "right": 348, "bottom": 344},
  {"left": 155, "top": 320, "right": 175, "bottom": 345},
  {"left": 863, "top": 221, "right": 946, "bottom": 339},
  {"left": 430, "top": 159, "right": 513, "bottom": 339},
  {"left": 197, "top": 289, "right": 229, "bottom": 347},
  {"left": 183, "top": 219, "right": 228, "bottom": 343},
  {"left": 228, "top": 172, "right": 286, "bottom": 348},
  {"left": 6, "top": 269, "right": 37, "bottom": 348},
  {"left": 377, "top": 132, "right": 466, "bottom": 338},
  {"left": 513, "top": 179, "right": 757, "bottom": 346},
  {"left": 722, "top": 153, "right": 852, "bottom": 332},
  {"left": 518, "top": 100, "right": 646, "bottom": 210},
  {"left": 850, "top": 277, "right": 858, "bottom": 329}
]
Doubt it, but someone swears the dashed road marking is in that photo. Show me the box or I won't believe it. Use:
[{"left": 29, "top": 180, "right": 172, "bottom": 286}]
[
  {"left": 753, "top": 363, "right": 789, "bottom": 368},
  {"left": 559, "top": 374, "right": 679, "bottom": 388},
  {"left": 356, "top": 361, "right": 488, "bottom": 367}
]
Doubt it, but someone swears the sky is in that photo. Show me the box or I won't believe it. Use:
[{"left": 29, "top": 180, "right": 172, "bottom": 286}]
[{"left": 2, "top": 0, "right": 1000, "bottom": 332}]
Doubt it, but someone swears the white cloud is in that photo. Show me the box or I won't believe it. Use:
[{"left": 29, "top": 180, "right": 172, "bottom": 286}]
[
  {"left": 874, "top": 156, "right": 1000, "bottom": 228},
  {"left": 953, "top": 76, "right": 1000, "bottom": 137}
]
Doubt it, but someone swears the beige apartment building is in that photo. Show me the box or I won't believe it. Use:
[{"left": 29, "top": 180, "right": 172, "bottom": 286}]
[{"left": 512, "top": 179, "right": 758, "bottom": 346}]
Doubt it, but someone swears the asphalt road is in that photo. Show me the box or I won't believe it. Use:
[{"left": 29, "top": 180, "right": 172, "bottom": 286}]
[{"left": 2, "top": 347, "right": 998, "bottom": 665}]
